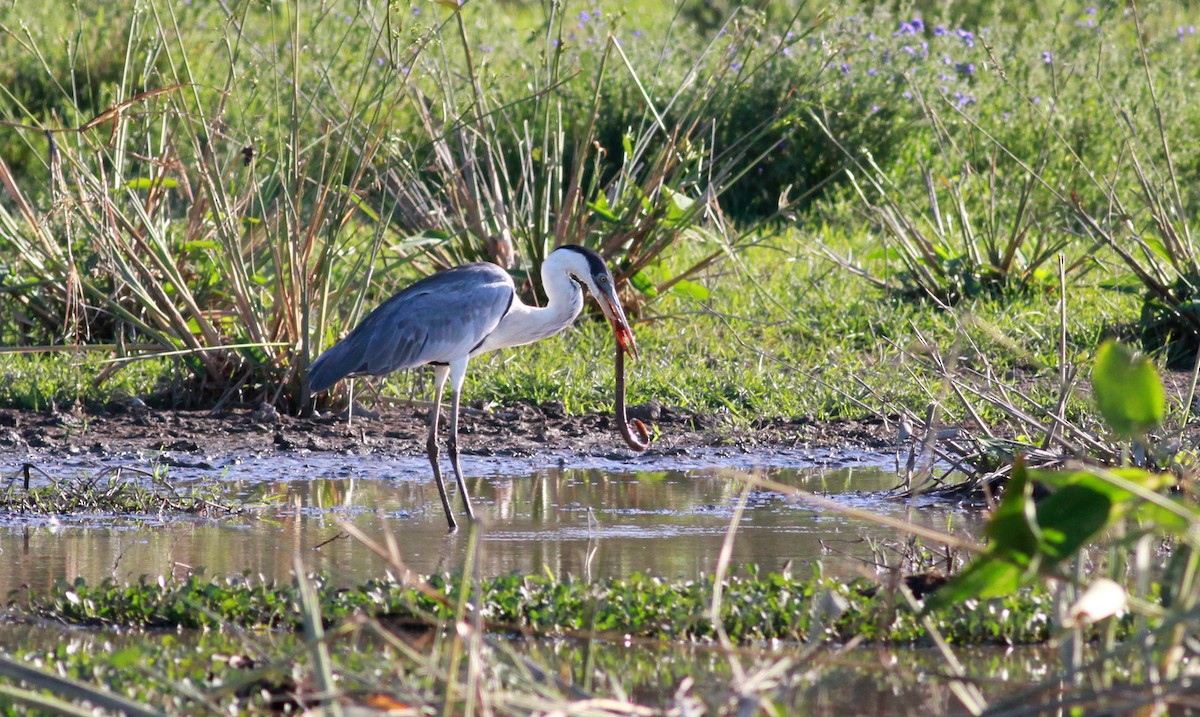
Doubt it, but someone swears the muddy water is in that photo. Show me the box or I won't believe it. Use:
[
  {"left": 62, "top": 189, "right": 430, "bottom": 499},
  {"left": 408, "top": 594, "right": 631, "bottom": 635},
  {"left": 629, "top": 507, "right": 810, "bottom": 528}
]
[{"left": 0, "top": 450, "right": 985, "bottom": 591}]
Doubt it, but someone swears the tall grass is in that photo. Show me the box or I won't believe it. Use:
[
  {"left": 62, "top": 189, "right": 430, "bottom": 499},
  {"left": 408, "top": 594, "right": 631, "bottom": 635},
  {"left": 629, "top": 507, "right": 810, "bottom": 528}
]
[
  {"left": 0, "top": 1, "right": 408, "bottom": 409},
  {"left": 0, "top": 1, "right": 833, "bottom": 410}
]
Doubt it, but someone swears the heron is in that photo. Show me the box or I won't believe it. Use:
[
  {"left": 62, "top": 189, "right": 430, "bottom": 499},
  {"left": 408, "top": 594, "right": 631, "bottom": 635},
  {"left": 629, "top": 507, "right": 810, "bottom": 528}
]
[{"left": 308, "top": 244, "right": 641, "bottom": 529}]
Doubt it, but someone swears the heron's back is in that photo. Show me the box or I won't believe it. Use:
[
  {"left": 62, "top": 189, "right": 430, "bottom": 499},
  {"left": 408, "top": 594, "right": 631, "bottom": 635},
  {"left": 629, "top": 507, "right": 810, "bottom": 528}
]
[{"left": 309, "top": 263, "right": 514, "bottom": 392}]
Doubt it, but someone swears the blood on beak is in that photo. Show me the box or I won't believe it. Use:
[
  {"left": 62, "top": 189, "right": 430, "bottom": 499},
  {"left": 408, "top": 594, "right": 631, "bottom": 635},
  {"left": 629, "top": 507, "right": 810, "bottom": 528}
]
[
  {"left": 596, "top": 281, "right": 637, "bottom": 358},
  {"left": 613, "top": 320, "right": 638, "bottom": 358}
]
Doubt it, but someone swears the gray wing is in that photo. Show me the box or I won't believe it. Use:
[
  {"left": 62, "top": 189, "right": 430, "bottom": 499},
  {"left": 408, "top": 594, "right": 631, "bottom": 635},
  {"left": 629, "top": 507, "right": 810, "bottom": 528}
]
[{"left": 309, "top": 263, "right": 514, "bottom": 392}]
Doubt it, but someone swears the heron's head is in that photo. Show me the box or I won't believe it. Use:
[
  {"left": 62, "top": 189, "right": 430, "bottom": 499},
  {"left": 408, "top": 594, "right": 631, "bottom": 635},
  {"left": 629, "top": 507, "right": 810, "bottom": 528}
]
[{"left": 553, "top": 245, "right": 638, "bottom": 358}]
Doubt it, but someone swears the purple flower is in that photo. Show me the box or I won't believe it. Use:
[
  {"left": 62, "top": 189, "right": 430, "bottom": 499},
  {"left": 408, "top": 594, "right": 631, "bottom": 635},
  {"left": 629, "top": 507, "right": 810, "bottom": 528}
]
[
  {"left": 867, "top": 67, "right": 877, "bottom": 76},
  {"left": 871, "top": 104, "right": 881, "bottom": 112},
  {"left": 633, "top": 29, "right": 642, "bottom": 38},
  {"left": 376, "top": 57, "right": 385, "bottom": 66},
  {"left": 896, "top": 21, "right": 917, "bottom": 35},
  {"left": 840, "top": 62, "right": 851, "bottom": 74},
  {"left": 957, "top": 29, "right": 975, "bottom": 47},
  {"left": 911, "top": 18, "right": 925, "bottom": 32},
  {"left": 578, "top": 10, "right": 590, "bottom": 22},
  {"left": 902, "top": 90, "right": 913, "bottom": 99},
  {"left": 1086, "top": 6, "right": 1097, "bottom": 13},
  {"left": 1042, "top": 51, "right": 1053, "bottom": 63},
  {"left": 902, "top": 44, "right": 916, "bottom": 55},
  {"left": 1033, "top": 96, "right": 1042, "bottom": 104},
  {"left": 592, "top": 10, "right": 601, "bottom": 19},
  {"left": 412, "top": 7, "right": 420, "bottom": 14},
  {"left": 934, "top": 25, "right": 946, "bottom": 36},
  {"left": 956, "top": 61, "right": 975, "bottom": 75}
]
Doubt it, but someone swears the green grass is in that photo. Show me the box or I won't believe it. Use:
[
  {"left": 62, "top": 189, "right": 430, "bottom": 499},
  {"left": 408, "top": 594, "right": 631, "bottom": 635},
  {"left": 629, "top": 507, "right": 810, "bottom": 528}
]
[{"left": 0, "top": 0, "right": 1187, "bottom": 435}]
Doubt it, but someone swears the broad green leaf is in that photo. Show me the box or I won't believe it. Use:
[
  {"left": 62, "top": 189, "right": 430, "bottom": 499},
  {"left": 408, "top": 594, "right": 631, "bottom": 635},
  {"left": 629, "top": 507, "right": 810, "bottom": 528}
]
[
  {"left": 1139, "top": 234, "right": 1171, "bottom": 264},
  {"left": 664, "top": 187, "right": 695, "bottom": 224},
  {"left": 629, "top": 270, "right": 659, "bottom": 297},
  {"left": 982, "top": 458, "right": 1039, "bottom": 561},
  {"left": 924, "top": 557, "right": 1023, "bottom": 610},
  {"left": 1092, "top": 340, "right": 1164, "bottom": 437},
  {"left": 670, "top": 279, "right": 710, "bottom": 301},
  {"left": 588, "top": 192, "right": 620, "bottom": 223},
  {"left": 1029, "top": 483, "right": 1113, "bottom": 561}
]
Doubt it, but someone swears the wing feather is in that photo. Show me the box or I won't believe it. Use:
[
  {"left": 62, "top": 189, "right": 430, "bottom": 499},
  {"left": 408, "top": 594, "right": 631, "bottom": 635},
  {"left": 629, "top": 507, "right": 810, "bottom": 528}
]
[{"left": 309, "top": 263, "right": 514, "bottom": 392}]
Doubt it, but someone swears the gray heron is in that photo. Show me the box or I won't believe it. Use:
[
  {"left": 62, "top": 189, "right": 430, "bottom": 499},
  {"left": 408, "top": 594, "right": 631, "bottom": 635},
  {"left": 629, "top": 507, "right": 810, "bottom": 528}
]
[{"left": 308, "top": 244, "right": 641, "bottom": 529}]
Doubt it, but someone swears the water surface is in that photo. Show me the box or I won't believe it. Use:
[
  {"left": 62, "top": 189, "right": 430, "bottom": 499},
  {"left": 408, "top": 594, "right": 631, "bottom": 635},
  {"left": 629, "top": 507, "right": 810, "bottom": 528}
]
[{"left": 0, "top": 450, "right": 984, "bottom": 591}]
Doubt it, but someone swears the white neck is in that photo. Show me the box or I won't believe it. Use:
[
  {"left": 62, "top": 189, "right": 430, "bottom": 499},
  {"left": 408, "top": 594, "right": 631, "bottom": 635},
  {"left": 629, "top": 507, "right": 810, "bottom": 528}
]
[{"left": 471, "top": 256, "right": 584, "bottom": 355}]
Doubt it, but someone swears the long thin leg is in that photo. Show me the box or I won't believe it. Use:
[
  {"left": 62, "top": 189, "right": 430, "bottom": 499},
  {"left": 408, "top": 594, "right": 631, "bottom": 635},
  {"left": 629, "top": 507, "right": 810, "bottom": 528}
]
[
  {"left": 447, "top": 359, "right": 475, "bottom": 521},
  {"left": 427, "top": 365, "right": 457, "bottom": 530}
]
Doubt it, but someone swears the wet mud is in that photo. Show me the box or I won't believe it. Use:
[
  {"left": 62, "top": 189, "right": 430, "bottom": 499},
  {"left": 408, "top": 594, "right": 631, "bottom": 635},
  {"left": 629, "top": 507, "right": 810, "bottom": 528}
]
[{"left": 0, "top": 400, "right": 898, "bottom": 462}]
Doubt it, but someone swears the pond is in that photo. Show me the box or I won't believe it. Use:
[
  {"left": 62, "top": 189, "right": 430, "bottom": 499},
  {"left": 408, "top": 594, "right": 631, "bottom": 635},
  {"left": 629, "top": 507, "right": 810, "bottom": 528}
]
[
  {"left": 1, "top": 449, "right": 1074, "bottom": 713},
  {"left": 0, "top": 448, "right": 984, "bottom": 591}
]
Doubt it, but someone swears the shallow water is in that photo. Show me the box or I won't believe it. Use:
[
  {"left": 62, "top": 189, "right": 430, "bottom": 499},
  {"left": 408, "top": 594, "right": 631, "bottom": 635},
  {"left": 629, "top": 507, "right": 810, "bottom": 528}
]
[
  {"left": 0, "top": 618, "right": 1071, "bottom": 715},
  {"left": 0, "top": 449, "right": 985, "bottom": 591}
]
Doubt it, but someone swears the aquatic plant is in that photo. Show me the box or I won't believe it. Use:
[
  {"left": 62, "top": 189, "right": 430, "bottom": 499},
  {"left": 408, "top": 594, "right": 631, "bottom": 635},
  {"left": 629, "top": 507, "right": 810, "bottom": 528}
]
[{"left": 16, "top": 570, "right": 1057, "bottom": 645}]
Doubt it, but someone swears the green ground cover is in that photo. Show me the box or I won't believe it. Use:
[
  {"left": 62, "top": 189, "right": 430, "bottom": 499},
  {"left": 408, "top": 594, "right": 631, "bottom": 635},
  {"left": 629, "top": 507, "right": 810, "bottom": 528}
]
[
  {"left": 0, "top": 0, "right": 1191, "bottom": 430},
  {"left": 3, "top": 1, "right": 1200, "bottom": 714}
]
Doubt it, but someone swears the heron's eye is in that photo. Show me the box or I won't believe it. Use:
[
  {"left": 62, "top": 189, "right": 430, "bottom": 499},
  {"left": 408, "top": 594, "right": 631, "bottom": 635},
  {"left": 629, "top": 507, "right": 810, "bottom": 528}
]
[{"left": 597, "top": 275, "right": 608, "bottom": 284}]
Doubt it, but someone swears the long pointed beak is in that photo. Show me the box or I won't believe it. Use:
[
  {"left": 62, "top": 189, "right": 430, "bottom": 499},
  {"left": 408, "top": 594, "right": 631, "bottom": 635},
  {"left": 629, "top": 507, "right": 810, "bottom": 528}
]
[{"left": 597, "top": 285, "right": 638, "bottom": 358}]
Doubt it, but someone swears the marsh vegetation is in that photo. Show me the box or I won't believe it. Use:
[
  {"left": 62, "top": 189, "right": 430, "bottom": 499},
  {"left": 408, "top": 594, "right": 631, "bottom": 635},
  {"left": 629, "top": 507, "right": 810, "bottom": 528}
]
[{"left": 2, "top": 0, "right": 1200, "bottom": 714}]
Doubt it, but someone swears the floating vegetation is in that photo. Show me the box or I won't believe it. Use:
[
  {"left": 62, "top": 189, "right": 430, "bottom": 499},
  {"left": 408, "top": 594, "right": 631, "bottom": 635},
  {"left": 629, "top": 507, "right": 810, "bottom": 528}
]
[
  {"left": 14, "top": 571, "right": 1066, "bottom": 646},
  {"left": 0, "top": 463, "right": 236, "bottom": 516}
]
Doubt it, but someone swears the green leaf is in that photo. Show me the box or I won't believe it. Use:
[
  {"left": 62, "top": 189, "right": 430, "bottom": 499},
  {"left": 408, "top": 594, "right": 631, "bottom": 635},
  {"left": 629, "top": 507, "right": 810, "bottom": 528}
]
[
  {"left": 924, "top": 558, "right": 1023, "bottom": 611},
  {"left": 664, "top": 187, "right": 694, "bottom": 224},
  {"left": 864, "top": 247, "right": 903, "bottom": 262},
  {"left": 982, "top": 458, "right": 1038, "bottom": 562},
  {"left": 670, "top": 279, "right": 710, "bottom": 300},
  {"left": 1029, "top": 483, "right": 1113, "bottom": 561},
  {"left": 588, "top": 192, "right": 620, "bottom": 223},
  {"left": 1092, "top": 340, "right": 1164, "bottom": 437},
  {"left": 341, "top": 186, "right": 380, "bottom": 222},
  {"left": 629, "top": 270, "right": 659, "bottom": 298},
  {"left": 122, "top": 177, "right": 179, "bottom": 190},
  {"left": 109, "top": 647, "right": 142, "bottom": 669}
]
